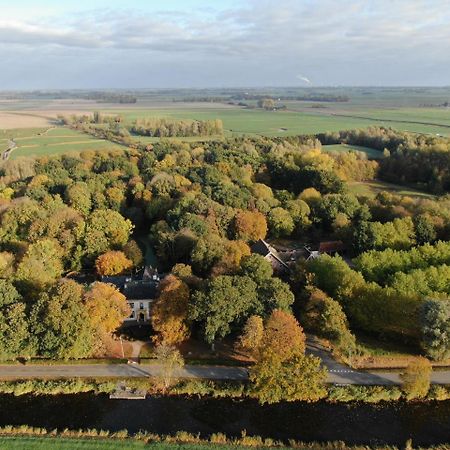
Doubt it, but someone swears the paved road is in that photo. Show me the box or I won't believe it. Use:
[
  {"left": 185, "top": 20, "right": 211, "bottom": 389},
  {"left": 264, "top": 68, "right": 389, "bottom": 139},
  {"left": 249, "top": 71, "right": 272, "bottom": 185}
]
[
  {"left": 0, "top": 361, "right": 448, "bottom": 385},
  {"left": 306, "top": 336, "right": 450, "bottom": 385},
  {"left": 0, "top": 337, "right": 447, "bottom": 385},
  {"left": 0, "top": 363, "right": 249, "bottom": 381}
]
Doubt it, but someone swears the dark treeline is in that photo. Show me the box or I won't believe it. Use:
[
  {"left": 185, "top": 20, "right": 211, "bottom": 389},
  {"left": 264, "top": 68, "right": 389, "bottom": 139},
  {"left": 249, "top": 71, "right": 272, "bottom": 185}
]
[
  {"left": 82, "top": 93, "right": 137, "bottom": 103},
  {"left": 318, "top": 127, "right": 450, "bottom": 193},
  {"left": 173, "top": 97, "right": 227, "bottom": 103},
  {"left": 232, "top": 94, "right": 350, "bottom": 102},
  {"left": 130, "top": 118, "right": 224, "bottom": 137},
  {"left": 172, "top": 94, "right": 349, "bottom": 103}
]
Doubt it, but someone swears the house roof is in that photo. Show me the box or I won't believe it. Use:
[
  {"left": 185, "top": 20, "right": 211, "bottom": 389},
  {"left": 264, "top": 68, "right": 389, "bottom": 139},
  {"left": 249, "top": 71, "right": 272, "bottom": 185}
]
[
  {"left": 101, "top": 275, "right": 132, "bottom": 289},
  {"left": 250, "top": 239, "right": 290, "bottom": 270},
  {"left": 319, "top": 241, "right": 345, "bottom": 254},
  {"left": 123, "top": 281, "right": 158, "bottom": 300},
  {"left": 251, "top": 239, "right": 274, "bottom": 257}
]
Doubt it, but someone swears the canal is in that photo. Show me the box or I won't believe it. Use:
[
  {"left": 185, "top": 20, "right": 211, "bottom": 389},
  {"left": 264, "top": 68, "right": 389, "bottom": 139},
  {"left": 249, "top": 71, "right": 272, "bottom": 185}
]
[{"left": 0, "top": 395, "right": 449, "bottom": 446}]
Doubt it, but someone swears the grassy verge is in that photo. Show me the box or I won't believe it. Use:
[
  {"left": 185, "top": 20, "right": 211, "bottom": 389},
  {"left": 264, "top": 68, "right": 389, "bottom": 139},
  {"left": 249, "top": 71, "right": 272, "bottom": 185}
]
[
  {"left": 25, "top": 358, "right": 128, "bottom": 365},
  {"left": 0, "top": 378, "right": 448, "bottom": 402},
  {"left": 0, "top": 426, "right": 440, "bottom": 450}
]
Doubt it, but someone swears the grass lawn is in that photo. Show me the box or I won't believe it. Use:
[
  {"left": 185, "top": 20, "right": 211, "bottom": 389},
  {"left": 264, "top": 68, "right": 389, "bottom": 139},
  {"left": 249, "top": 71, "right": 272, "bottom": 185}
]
[
  {"left": 9, "top": 127, "right": 124, "bottom": 159},
  {"left": 348, "top": 180, "right": 435, "bottom": 199},
  {"left": 352, "top": 333, "right": 450, "bottom": 369},
  {"left": 0, "top": 437, "right": 150, "bottom": 449},
  {"left": 322, "top": 144, "right": 382, "bottom": 159},
  {"left": 0, "top": 437, "right": 282, "bottom": 450}
]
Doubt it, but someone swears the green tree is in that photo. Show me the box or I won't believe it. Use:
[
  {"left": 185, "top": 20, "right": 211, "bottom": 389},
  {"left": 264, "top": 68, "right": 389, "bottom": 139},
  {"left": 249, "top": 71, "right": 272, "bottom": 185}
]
[
  {"left": 303, "top": 288, "right": 356, "bottom": 357},
  {"left": 30, "top": 279, "right": 93, "bottom": 359},
  {"left": 0, "top": 279, "right": 22, "bottom": 305},
  {"left": 154, "top": 343, "right": 184, "bottom": 393},
  {"left": 84, "top": 209, "right": 133, "bottom": 259},
  {"left": 123, "top": 240, "right": 144, "bottom": 267},
  {"left": 400, "top": 357, "right": 432, "bottom": 400},
  {"left": 236, "top": 315, "right": 264, "bottom": 358},
  {"left": 268, "top": 207, "right": 294, "bottom": 238},
  {"left": 191, "top": 234, "right": 225, "bottom": 275},
  {"left": 420, "top": 299, "right": 450, "bottom": 360},
  {"left": 190, "top": 275, "right": 258, "bottom": 344},
  {"left": 257, "top": 278, "right": 294, "bottom": 314},
  {"left": 0, "top": 280, "right": 30, "bottom": 361},
  {"left": 414, "top": 215, "right": 436, "bottom": 245},
  {"left": 65, "top": 182, "right": 91, "bottom": 216},
  {"left": 250, "top": 350, "right": 327, "bottom": 404},
  {"left": 15, "top": 239, "right": 64, "bottom": 291},
  {"left": 240, "top": 254, "right": 273, "bottom": 283}
]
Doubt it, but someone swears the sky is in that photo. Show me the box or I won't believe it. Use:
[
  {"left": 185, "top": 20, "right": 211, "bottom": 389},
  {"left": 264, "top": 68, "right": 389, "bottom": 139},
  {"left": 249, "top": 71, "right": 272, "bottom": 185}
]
[{"left": 1, "top": 0, "right": 450, "bottom": 89}]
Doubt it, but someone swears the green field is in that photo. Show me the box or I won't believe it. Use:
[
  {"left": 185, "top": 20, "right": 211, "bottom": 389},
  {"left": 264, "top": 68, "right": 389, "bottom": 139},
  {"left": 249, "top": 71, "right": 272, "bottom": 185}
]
[
  {"left": 348, "top": 180, "right": 435, "bottom": 199},
  {"left": 322, "top": 144, "right": 383, "bottom": 159},
  {"left": 104, "top": 107, "right": 450, "bottom": 138},
  {"left": 7, "top": 127, "right": 123, "bottom": 159},
  {"left": 0, "top": 437, "right": 148, "bottom": 450},
  {"left": 0, "top": 128, "right": 49, "bottom": 141},
  {"left": 0, "top": 437, "right": 289, "bottom": 450}
]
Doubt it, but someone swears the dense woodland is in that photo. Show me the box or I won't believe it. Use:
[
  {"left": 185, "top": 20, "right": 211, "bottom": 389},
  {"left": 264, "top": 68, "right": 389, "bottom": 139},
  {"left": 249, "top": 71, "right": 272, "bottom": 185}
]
[
  {"left": 61, "top": 114, "right": 224, "bottom": 139},
  {"left": 319, "top": 127, "right": 450, "bottom": 193},
  {"left": 130, "top": 118, "right": 224, "bottom": 137},
  {"left": 0, "top": 127, "right": 449, "bottom": 401}
]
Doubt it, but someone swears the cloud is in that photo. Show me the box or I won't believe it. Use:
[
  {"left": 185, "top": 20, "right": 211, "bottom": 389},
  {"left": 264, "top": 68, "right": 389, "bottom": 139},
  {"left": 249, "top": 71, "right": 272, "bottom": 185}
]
[{"left": 1, "top": 0, "right": 450, "bottom": 87}]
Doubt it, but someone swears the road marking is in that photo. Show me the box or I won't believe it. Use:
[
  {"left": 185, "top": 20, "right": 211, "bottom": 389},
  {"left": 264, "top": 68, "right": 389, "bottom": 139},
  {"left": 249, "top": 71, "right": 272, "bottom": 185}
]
[{"left": 329, "top": 370, "right": 355, "bottom": 373}]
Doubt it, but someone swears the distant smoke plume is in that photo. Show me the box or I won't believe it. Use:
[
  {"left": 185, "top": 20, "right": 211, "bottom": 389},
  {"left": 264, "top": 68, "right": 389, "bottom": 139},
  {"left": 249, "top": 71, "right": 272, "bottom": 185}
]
[{"left": 297, "top": 74, "right": 311, "bottom": 84}]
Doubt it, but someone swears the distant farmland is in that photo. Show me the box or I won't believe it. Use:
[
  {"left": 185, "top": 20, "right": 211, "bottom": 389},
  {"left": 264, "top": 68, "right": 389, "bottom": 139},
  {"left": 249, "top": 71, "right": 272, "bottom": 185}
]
[
  {"left": 106, "top": 107, "right": 450, "bottom": 137},
  {"left": 6, "top": 127, "right": 123, "bottom": 159}
]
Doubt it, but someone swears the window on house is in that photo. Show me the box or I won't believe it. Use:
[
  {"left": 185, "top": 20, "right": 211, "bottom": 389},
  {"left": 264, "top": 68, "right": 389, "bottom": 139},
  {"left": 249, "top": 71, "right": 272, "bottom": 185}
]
[
  {"left": 140, "top": 302, "right": 144, "bottom": 310},
  {"left": 130, "top": 302, "right": 134, "bottom": 309}
]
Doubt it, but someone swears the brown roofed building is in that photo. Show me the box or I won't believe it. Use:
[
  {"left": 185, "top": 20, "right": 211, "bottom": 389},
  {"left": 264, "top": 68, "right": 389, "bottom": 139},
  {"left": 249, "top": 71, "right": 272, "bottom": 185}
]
[{"left": 318, "top": 240, "right": 345, "bottom": 255}]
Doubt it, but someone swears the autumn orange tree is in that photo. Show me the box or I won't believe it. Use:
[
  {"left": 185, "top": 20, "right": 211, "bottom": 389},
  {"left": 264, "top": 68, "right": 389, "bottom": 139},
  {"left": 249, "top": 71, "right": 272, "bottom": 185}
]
[
  {"left": 151, "top": 274, "right": 190, "bottom": 345},
  {"left": 95, "top": 251, "right": 133, "bottom": 276},
  {"left": 233, "top": 210, "right": 267, "bottom": 242},
  {"left": 249, "top": 310, "right": 327, "bottom": 404},
  {"left": 84, "top": 282, "right": 131, "bottom": 335},
  {"left": 261, "top": 309, "right": 306, "bottom": 359}
]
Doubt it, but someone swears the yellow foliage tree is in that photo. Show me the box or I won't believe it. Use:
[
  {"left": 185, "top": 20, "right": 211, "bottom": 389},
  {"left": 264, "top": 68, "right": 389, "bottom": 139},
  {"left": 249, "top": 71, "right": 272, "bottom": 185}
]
[
  {"left": 212, "top": 240, "right": 251, "bottom": 276},
  {"left": 151, "top": 275, "right": 190, "bottom": 345},
  {"left": 401, "top": 357, "right": 432, "bottom": 400},
  {"left": 261, "top": 309, "right": 306, "bottom": 360},
  {"left": 95, "top": 251, "right": 133, "bottom": 276},
  {"left": 236, "top": 315, "right": 264, "bottom": 358},
  {"left": 84, "top": 282, "right": 131, "bottom": 335},
  {"left": 234, "top": 210, "right": 268, "bottom": 242}
]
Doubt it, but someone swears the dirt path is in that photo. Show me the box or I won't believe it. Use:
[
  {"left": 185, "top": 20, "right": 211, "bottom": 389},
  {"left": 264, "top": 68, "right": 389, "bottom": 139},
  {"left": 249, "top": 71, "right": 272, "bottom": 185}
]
[{"left": 2, "top": 139, "right": 17, "bottom": 160}]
